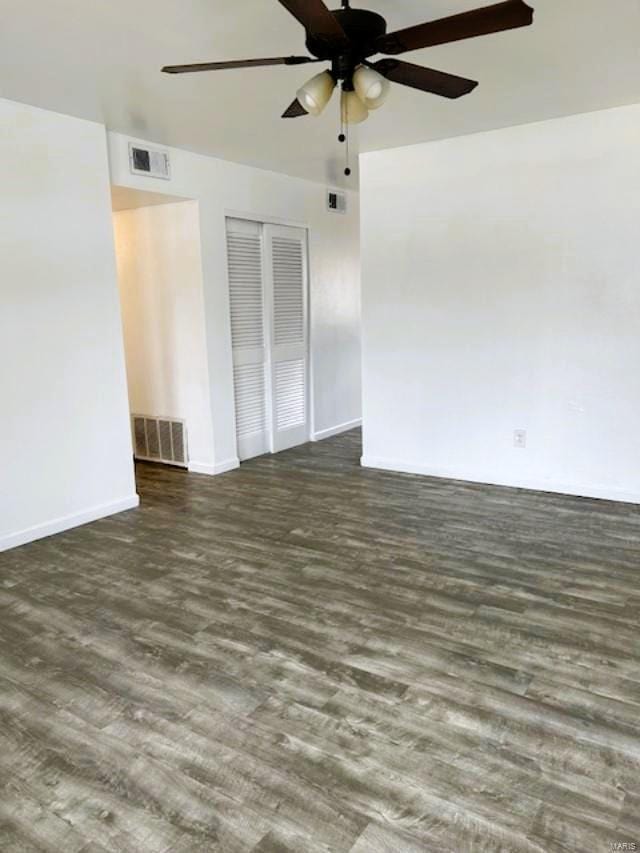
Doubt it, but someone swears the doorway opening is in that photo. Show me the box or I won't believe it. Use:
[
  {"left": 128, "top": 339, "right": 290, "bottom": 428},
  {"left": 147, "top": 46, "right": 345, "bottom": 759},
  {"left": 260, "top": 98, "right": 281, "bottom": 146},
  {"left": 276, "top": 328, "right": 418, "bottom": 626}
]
[
  {"left": 111, "top": 185, "right": 214, "bottom": 478},
  {"left": 226, "top": 217, "right": 310, "bottom": 462}
]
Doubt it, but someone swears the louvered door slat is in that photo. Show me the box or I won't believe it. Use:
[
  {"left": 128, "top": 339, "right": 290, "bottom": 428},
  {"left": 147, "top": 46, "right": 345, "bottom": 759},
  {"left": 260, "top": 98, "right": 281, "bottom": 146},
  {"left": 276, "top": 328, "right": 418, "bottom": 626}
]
[
  {"left": 227, "top": 218, "right": 269, "bottom": 461},
  {"left": 265, "top": 225, "right": 309, "bottom": 454},
  {"left": 233, "top": 365, "right": 267, "bottom": 437},
  {"left": 272, "top": 236, "right": 304, "bottom": 346},
  {"left": 227, "top": 225, "right": 264, "bottom": 351}
]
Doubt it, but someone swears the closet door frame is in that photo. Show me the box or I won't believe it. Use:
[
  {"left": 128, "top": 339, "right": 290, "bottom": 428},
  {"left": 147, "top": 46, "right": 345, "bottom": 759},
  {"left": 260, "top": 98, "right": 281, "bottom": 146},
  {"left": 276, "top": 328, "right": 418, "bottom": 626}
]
[{"left": 225, "top": 210, "right": 313, "bottom": 460}]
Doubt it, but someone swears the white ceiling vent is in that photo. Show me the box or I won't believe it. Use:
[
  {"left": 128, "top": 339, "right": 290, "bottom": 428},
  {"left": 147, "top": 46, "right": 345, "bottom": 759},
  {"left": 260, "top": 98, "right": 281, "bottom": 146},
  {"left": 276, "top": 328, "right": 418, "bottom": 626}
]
[
  {"left": 327, "top": 189, "right": 347, "bottom": 214},
  {"left": 132, "top": 415, "right": 187, "bottom": 467},
  {"left": 129, "top": 143, "right": 171, "bottom": 180}
]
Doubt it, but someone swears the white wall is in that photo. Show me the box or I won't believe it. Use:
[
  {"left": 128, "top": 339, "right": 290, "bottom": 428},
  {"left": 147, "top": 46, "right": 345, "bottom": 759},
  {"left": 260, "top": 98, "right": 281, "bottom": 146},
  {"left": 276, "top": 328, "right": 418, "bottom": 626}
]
[
  {"left": 108, "top": 133, "right": 361, "bottom": 469},
  {"left": 113, "top": 201, "right": 215, "bottom": 470},
  {"left": 0, "top": 99, "right": 137, "bottom": 551},
  {"left": 361, "top": 104, "right": 640, "bottom": 503}
]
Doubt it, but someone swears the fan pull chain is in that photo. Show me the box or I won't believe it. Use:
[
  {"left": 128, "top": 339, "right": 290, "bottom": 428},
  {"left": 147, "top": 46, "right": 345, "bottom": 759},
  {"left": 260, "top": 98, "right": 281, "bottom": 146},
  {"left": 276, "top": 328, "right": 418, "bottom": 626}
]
[
  {"left": 345, "top": 127, "right": 351, "bottom": 177},
  {"left": 338, "top": 120, "right": 351, "bottom": 178}
]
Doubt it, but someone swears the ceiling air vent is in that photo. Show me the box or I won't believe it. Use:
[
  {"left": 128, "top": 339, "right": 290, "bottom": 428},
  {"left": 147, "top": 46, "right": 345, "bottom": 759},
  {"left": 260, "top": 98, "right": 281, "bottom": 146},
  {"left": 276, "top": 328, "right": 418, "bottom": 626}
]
[
  {"left": 327, "top": 189, "right": 347, "bottom": 214},
  {"left": 132, "top": 415, "right": 187, "bottom": 467},
  {"left": 129, "top": 143, "right": 171, "bottom": 180}
]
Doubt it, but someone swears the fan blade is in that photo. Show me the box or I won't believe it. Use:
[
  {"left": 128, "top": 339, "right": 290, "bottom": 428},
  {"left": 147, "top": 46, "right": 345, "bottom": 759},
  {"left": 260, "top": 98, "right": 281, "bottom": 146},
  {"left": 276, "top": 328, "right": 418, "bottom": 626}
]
[
  {"left": 162, "top": 56, "right": 318, "bottom": 74},
  {"left": 376, "top": 0, "right": 534, "bottom": 55},
  {"left": 282, "top": 98, "right": 309, "bottom": 118},
  {"left": 372, "top": 59, "right": 478, "bottom": 99},
  {"left": 277, "top": 0, "right": 349, "bottom": 45}
]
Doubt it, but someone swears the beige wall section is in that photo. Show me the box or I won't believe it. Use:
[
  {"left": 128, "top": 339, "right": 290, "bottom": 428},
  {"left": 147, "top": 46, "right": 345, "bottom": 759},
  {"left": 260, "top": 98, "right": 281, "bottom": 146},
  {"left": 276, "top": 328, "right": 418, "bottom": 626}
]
[
  {"left": 0, "top": 98, "right": 137, "bottom": 551},
  {"left": 113, "top": 201, "right": 215, "bottom": 470}
]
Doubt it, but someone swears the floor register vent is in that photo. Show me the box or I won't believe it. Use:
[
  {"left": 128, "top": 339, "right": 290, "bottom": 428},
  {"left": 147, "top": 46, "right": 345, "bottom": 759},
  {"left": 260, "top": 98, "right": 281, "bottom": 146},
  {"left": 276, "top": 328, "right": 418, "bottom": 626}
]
[{"left": 132, "top": 415, "right": 187, "bottom": 467}]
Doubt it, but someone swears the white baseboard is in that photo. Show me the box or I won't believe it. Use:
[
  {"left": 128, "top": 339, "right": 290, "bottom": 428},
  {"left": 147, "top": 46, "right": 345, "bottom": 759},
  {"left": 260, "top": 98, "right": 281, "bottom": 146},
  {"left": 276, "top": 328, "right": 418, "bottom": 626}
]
[
  {"left": 0, "top": 494, "right": 140, "bottom": 553},
  {"left": 188, "top": 457, "right": 240, "bottom": 476},
  {"left": 312, "top": 418, "right": 362, "bottom": 442},
  {"left": 361, "top": 455, "right": 640, "bottom": 505}
]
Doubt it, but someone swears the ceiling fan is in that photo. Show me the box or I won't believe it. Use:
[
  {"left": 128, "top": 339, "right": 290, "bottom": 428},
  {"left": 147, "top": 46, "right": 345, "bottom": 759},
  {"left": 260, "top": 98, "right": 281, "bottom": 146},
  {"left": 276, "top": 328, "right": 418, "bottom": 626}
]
[{"left": 162, "top": 0, "right": 534, "bottom": 173}]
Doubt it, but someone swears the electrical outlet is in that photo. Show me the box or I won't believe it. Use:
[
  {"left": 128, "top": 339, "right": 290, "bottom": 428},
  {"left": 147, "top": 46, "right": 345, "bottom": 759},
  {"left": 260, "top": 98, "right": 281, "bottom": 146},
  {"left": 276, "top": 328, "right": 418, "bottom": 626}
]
[{"left": 514, "top": 430, "right": 527, "bottom": 449}]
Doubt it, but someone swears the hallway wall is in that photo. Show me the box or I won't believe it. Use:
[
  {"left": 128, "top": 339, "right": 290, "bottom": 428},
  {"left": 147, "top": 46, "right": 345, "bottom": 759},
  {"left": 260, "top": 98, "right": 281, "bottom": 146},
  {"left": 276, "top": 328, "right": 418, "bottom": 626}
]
[{"left": 113, "top": 201, "right": 215, "bottom": 470}]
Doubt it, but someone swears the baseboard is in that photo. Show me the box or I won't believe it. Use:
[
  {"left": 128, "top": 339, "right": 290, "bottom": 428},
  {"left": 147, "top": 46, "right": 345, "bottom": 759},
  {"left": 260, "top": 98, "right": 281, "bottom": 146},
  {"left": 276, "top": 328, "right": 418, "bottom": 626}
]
[
  {"left": 188, "top": 457, "right": 240, "bottom": 476},
  {"left": 312, "top": 418, "right": 362, "bottom": 442},
  {"left": 361, "top": 455, "right": 640, "bottom": 505},
  {"left": 0, "top": 494, "right": 140, "bottom": 553}
]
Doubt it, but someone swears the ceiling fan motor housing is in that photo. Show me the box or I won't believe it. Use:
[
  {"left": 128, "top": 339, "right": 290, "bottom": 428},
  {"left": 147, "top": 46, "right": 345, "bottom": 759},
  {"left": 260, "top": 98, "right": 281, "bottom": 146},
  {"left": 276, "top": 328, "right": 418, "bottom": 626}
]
[{"left": 306, "top": 7, "right": 387, "bottom": 67}]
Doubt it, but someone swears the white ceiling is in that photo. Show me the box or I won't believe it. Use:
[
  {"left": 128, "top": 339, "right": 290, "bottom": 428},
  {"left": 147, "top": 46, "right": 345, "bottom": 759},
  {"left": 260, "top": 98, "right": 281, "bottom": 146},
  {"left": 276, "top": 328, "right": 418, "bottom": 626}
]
[{"left": 3, "top": 1, "right": 640, "bottom": 185}]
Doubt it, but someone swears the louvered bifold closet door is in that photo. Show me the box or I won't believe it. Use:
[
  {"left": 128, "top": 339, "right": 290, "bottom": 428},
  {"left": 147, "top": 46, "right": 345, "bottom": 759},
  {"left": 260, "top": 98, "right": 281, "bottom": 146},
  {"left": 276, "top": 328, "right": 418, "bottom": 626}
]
[
  {"left": 226, "top": 218, "right": 269, "bottom": 461},
  {"left": 264, "top": 224, "right": 309, "bottom": 453}
]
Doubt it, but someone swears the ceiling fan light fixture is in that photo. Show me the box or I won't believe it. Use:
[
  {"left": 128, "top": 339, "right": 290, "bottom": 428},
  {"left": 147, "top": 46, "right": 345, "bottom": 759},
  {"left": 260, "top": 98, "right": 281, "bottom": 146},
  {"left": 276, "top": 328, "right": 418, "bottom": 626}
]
[
  {"left": 341, "top": 90, "right": 369, "bottom": 125},
  {"left": 296, "top": 70, "right": 336, "bottom": 117},
  {"left": 353, "top": 65, "right": 390, "bottom": 110}
]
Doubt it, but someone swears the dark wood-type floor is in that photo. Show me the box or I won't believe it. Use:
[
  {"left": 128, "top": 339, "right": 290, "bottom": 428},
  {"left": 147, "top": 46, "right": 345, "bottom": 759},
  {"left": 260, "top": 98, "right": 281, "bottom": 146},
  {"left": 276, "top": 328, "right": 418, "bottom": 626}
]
[{"left": 1, "top": 431, "right": 640, "bottom": 852}]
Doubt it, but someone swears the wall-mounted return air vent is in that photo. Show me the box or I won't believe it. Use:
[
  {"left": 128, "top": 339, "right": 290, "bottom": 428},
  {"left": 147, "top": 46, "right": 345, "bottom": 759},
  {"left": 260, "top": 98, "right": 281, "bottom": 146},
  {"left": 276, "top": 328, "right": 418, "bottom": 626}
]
[
  {"left": 132, "top": 415, "right": 187, "bottom": 467},
  {"left": 128, "top": 143, "right": 171, "bottom": 180},
  {"left": 327, "top": 189, "right": 347, "bottom": 214}
]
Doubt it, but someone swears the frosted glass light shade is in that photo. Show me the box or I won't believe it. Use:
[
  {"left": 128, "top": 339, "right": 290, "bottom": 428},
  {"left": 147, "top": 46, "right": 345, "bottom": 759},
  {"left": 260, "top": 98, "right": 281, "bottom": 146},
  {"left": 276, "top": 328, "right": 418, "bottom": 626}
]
[
  {"left": 353, "top": 65, "right": 390, "bottom": 110},
  {"left": 296, "top": 71, "right": 336, "bottom": 117},
  {"left": 341, "top": 90, "right": 369, "bottom": 125}
]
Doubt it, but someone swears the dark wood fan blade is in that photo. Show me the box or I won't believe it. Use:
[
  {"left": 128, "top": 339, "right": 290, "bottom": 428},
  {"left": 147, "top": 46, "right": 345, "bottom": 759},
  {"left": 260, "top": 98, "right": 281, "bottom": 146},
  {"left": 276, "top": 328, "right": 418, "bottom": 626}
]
[
  {"left": 372, "top": 59, "right": 478, "bottom": 99},
  {"left": 277, "top": 0, "right": 349, "bottom": 45},
  {"left": 162, "top": 56, "right": 318, "bottom": 74},
  {"left": 282, "top": 98, "right": 309, "bottom": 118},
  {"left": 376, "top": 0, "right": 534, "bottom": 55}
]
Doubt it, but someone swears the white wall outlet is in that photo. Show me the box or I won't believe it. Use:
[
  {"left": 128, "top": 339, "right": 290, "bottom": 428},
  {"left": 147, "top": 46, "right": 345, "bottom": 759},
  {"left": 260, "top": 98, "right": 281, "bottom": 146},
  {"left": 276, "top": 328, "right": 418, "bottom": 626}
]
[{"left": 514, "top": 430, "right": 527, "bottom": 449}]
